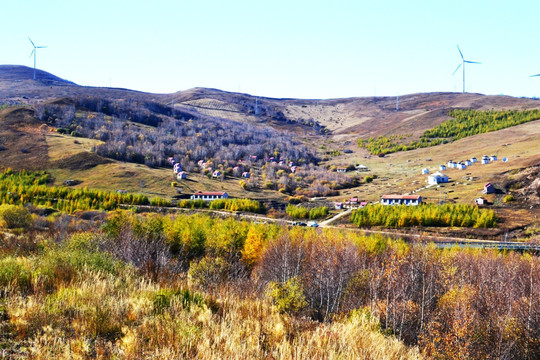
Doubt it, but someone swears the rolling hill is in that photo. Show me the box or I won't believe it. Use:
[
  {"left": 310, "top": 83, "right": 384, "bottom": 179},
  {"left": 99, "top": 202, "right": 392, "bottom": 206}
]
[
  {"left": 1, "top": 64, "right": 539, "bottom": 230},
  {"left": 2, "top": 65, "right": 540, "bottom": 138}
]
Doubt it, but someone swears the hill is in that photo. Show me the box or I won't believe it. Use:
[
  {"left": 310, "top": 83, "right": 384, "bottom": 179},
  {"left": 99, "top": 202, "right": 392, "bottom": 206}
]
[
  {"left": 2, "top": 65, "right": 540, "bottom": 138},
  {"left": 1, "top": 64, "right": 539, "bottom": 235}
]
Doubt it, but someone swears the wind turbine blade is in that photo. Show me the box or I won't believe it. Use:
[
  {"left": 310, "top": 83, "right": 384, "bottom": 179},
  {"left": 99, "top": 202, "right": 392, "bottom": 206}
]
[
  {"left": 28, "top": 37, "right": 35, "bottom": 48},
  {"left": 37, "top": 46, "right": 47, "bottom": 48},
  {"left": 457, "top": 45, "right": 464, "bottom": 60},
  {"left": 29, "top": 49, "right": 35, "bottom": 58},
  {"left": 452, "top": 63, "right": 462, "bottom": 75},
  {"left": 464, "top": 60, "right": 481, "bottom": 64},
  {"left": 530, "top": 74, "right": 540, "bottom": 77}
]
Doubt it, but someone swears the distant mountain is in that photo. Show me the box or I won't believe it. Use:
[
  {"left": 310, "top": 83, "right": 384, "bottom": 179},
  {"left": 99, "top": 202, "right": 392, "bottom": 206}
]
[
  {"left": 0, "top": 65, "right": 75, "bottom": 84},
  {"left": 1, "top": 64, "right": 540, "bottom": 139}
]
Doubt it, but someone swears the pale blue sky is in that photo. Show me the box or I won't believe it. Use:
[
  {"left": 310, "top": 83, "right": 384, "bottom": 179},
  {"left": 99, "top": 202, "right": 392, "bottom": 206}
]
[{"left": 1, "top": 0, "right": 539, "bottom": 98}]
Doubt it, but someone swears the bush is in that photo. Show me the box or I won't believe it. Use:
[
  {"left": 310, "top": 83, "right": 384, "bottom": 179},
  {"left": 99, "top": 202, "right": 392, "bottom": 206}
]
[
  {"left": 0, "top": 204, "right": 32, "bottom": 229},
  {"left": 503, "top": 195, "right": 515, "bottom": 203},
  {"left": 0, "top": 257, "right": 33, "bottom": 292},
  {"left": 188, "top": 256, "right": 229, "bottom": 288},
  {"left": 266, "top": 276, "right": 307, "bottom": 315}
]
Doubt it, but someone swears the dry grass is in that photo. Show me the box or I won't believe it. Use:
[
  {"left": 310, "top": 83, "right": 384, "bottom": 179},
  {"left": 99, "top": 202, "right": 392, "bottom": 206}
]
[{"left": 1, "top": 246, "right": 421, "bottom": 359}]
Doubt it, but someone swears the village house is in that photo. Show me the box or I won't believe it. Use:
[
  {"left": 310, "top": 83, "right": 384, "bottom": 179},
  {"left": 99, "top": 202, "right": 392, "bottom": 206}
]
[
  {"left": 490, "top": 155, "right": 497, "bottom": 161},
  {"left": 421, "top": 168, "right": 430, "bottom": 174},
  {"left": 481, "top": 158, "right": 489, "bottom": 165},
  {"left": 457, "top": 163, "right": 466, "bottom": 170},
  {"left": 439, "top": 165, "right": 446, "bottom": 171},
  {"left": 190, "top": 191, "right": 229, "bottom": 201},
  {"left": 212, "top": 170, "right": 221, "bottom": 178},
  {"left": 381, "top": 195, "right": 422, "bottom": 206},
  {"left": 356, "top": 164, "right": 369, "bottom": 172},
  {"left": 336, "top": 167, "right": 347, "bottom": 173},
  {"left": 483, "top": 183, "right": 495, "bottom": 194},
  {"left": 343, "top": 198, "right": 368, "bottom": 209},
  {"left": 428, "top": 171, "right": 449, "bottom": 185},
  {"left": 173, "top": 163, "right": 182, "bottom": 173},
  {"left": 241, "top": 172, "right": 250, "bottom": 178},
  {"left": 470, "top": 157, "right": 477, "bottom": 163},
  {"left": 334, "top": 202, "right": 343, "bottom": 210},
  {"left": 475, "top": 197, "right": 487, "bottom": 205},
  {"left": 176, "top": 171, "right": 186, "bottom": 180}
]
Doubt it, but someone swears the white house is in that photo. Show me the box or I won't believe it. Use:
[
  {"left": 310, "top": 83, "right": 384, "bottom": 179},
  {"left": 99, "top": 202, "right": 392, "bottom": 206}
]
[
  {"left": 428, "top": 171, "right": 449, "bottom": 185},
  {"left": 381, "top": 195, "right": 422, "bottom": 206},
  {"left": 421, "top": 168, "right": 430, "bottom": 174},
  {"left": 481, "top": 158, "right": 489, "bottom": 165},
  {"left": 475, "top": 197, "right": 487, "bottom": 205},
  {"left": 471, "top": 157, "right": 477, "bottom": 163},
  {"left": 356, "top": 164, "right": 369, "bottom": 172},
  {"left": 336, "top": 168, "right": 347, "bottom": 173},
  {"left": 490, "top": 155, "right": 497, "bottom": 161},
  {"left": 173, "top": 163, "right": 182, "bottom": 173},
  {"left": 241, "top": 172, "right": 250, "bottom": 178},
  {"left": 465, "top": 160, "right": 472, "bottom": 166},
  {"left": 457, "top": 163, "right": 466, "bottom": 170},
  {"left": 190, "top": 191, "right": 229, "bottom": 201},
  {"left": 439, "top": 165, "right": 447, "bottom": 171},
  {"left": 503, "top": 157, "right": 508, "bottom": 162},
  {"left": 447, "top": 161, "right": 454, "bottom": 168},
  {"left": 176, "top": 171, "right": 186, "bottom": 180},
  {"left": 212, "top": 170, "right": 222, "bottom": 178}
]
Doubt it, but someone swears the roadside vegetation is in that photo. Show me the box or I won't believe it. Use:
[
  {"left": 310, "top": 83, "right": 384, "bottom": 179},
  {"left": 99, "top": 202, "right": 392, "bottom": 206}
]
[
  {"left": 350, "top": 203, "right": 497, "bottom": 228},
  {"left": 0, "top": 210, "right": 538, "bottom": 359},
  {"left": 358, "top": 108, "right": 540, "bottom": 155},
  {"left": 286, "top": 204, "right": 328, "bottom": 220}
]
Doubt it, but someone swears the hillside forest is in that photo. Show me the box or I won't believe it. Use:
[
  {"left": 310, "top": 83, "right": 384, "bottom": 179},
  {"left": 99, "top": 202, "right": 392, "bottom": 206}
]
[{"left": 34, "top": 98, "right": 357, "bottom": 197}]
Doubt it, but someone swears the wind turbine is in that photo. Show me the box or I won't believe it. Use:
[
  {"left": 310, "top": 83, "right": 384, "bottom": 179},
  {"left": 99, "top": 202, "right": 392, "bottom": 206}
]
[
  {"left": 530, "top": 74, "right": 540, "bottom": 78},
  {"left": 452, "top": 45, "right": 480, "bottom": 93},
  {"left": 28, "top": 37, "right": 47, "bottom": 80}
]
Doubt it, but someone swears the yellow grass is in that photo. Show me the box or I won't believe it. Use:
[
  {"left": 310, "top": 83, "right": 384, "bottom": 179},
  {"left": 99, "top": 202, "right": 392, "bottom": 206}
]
[{"left": 6, "top": 270, "right": 421, "bottom": 360}]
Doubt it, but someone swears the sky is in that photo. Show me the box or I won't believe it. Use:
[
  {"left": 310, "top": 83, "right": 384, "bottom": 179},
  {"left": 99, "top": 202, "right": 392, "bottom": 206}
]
[{"left": 1, "top": 0, "right": 539, "bottom": 99}]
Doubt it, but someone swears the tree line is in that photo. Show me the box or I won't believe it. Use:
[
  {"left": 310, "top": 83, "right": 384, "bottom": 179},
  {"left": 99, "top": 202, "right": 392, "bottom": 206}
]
[
  {"left": 0, "top": 170, "right": 263, "bottom": 214},
  {"left": 358, "top": 108, "right": 540, "bottom": 155},
  {"left": 350, "top": 203, "right": 497, "bottom": 228},
  {"left": 286, "top": 204, "right": 329, "bottom": 219}
]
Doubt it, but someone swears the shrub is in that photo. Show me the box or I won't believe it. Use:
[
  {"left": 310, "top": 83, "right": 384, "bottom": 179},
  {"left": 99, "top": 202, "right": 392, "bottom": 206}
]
[
  {"left": 0, "top": 204, "right": 32, "bottom": 229},
  {"left": 0, "top": 257, "right": 33, "bottom": 292},
  {"left": 266, "top": 276, "right": 307, "bottom": 315},
  {"left": 188, "top": 256, "right": 229, "bottom": 288},
  {"left": 503, "top": 195, "right": 515, "bottom": 203}
]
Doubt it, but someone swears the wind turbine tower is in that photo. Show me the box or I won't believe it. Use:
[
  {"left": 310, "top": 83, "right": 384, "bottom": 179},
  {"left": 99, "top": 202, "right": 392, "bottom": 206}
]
[
  {"left": 452, "top": 45, "right": 480, "bottom": 93},
  {"left": 28, "top": 37, "right": 47, "bottom": 80}
]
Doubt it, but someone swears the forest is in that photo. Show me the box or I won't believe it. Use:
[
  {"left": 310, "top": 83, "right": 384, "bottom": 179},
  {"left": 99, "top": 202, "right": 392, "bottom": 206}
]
[
  {"left": 35, "top": 99, "right": 319, "bottom": 169},
  {"left": 0, "top": 210, "right": 538, "bottom": 359},
  {"left": 357, "top": 108, "right": 540, "bottom": 155},
  {"left": 32, "top": 99, "right": 361, "bottom": 196}
]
